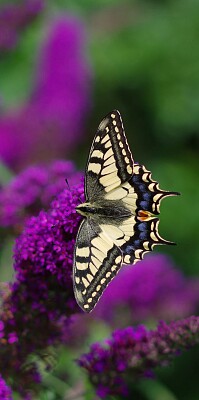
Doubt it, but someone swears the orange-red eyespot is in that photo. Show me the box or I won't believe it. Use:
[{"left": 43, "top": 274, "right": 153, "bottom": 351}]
[{"left": 137, "top": 210, "right": 155, "bottom": 221}]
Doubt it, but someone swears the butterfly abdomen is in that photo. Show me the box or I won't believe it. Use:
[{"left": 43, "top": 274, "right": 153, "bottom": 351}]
[
  {"left": 76, "top": 201, "right": 132, "bottom": 219},
  {"left": 76, "top": 203, "right": 98, "bottom": 217}
]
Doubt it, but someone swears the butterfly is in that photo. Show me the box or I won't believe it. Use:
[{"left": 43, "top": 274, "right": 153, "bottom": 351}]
[{"left": 73, "top": 110, "right": 179, "bottom": 312}]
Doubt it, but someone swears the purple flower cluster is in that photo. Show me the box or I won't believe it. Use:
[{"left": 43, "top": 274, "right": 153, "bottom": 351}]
[
  {"left": 0, "top": 0, "right": 44, "bottom": 51},
  {"left": 0, "top": 182, "right": 84, "bottom": 394},
  {"left": 78, "top": 316, "right": 199, "bottom": 398},
  {"left": 0, "top": 282, "right": 58, "bottom": 395},
  {"left": 0, "top": 160, "right": 82, "bottom": 233},
  {"left": 0, "top": 373, "right": 13, "bottom": 400},
  {"left": 14, "top": 185, "right": 83, "bottom": 288},
  {"left": 0, "top": 16, "right": 91, "bottom": 170},
  {"left": 93, "top": 255, "right": 199, "bottom": 325}
]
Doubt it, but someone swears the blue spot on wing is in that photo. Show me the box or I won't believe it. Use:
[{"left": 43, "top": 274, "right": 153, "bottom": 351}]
[
  {"left": 138, "top": 222, "right": 148, "bottom": 231},
  {"left": 140, "top": 201, "right": 148, "bottom": 210}
]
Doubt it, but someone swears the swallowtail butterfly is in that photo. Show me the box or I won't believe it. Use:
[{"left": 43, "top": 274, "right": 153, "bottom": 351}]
[{"left": 74, "top": 110, "right": 179, "bottom": 312}]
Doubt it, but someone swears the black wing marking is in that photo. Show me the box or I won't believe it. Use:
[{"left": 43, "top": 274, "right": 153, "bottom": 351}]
[
  {"left": 120, "top": 217, "right": 174, "bottom": 265},
  {"left": 73, "top": 218, "right": 123, "bottom": 312},
  {"left": 131, "top": 163, "right": 179, "bottom": 215},
  {"left": 85, "top": 110, "right": 134, "bottom": 202}
]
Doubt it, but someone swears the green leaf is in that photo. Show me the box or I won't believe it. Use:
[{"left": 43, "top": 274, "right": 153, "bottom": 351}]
[
  {"left": 137, "top": 379, "right": 178, "bottom": 400},
  {"left": 0, "top": 162, "right": 14, "bottom": 185}
]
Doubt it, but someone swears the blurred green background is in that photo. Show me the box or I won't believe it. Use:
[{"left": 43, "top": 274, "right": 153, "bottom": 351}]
[
  {"left": 0, "top": 0, "right": 199, "bottom": 399},
  {"left": 1, "top": 0, "right": 199, "bottom": 273}
]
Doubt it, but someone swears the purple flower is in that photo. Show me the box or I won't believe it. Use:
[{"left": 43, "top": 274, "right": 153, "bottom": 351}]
[
  {"left": 78, "top": 316, "right": 199, "bottom": 398},
  {"left": 0, "top": 160, "right": 82, "bottom": 233},
  {"left": 12, "top": 182, "right": 84, "bottom": 318},
  {"left": 32, "top": 16, "right": 91, "bottom": 135},
  {"left": 0, "top": 374, "right": 13, "bottom": 399},
  {"left": 0, "top": 16, "right": 91, "bottom": 170},
  {"left": 93, "top": 254, "right": 199, "bottom": 325},
  {"left": 14, "top": 184, "right": 81, "bottom": 279},
  {"left": 0, "top": 181, "right": 84, "bottom": 394},
  {"left": 0, "top": 0, "right": 44, "bottom": 51}
]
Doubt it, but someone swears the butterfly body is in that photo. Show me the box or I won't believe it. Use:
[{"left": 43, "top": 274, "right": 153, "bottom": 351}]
[
  {"left": 73, "top": 110, "right": 179, "bottom": 312},
  {"left": 76, "top": 200, "right": 132, "bottom": 219}
]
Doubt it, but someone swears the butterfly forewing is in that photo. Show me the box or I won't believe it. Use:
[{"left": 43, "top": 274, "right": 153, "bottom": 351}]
[
  {"left": 73, "top": 219, "right": 123, "bottom": 312},
  {"left": 85, "top": 110, "right": 134, "bottom": 201}
]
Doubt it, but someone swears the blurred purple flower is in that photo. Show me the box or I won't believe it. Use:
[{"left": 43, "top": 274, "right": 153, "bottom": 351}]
[
  {"left": 0, "top": 0, "right": 44, "bottom": 51},
  {"left": 0, "top": 160, "right": 82, "bottom": 234},
  {"left": 0, "top": 373, "right": 13, "bottom": 399},
  {"left": 0, "top": 16, "right": 91, "bottom": 170},
  {"left": 32, "top": 16, "right": 91, "bottom": 135},
  {"left": 78, "top": 316, "right": 199, "bottom": 398},
  {"left": 93, "top": 254, "right": 199, "bottom": 325},
  {"left": 0, "top": 180, "right": 84, "bottom": 394}
]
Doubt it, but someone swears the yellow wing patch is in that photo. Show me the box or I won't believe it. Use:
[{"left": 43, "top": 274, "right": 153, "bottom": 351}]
[
  {"left": 73, "top": 221, "right": 123, "bottom": 312},
  {"left": 105, "top": 181, "right": 138, "bottom": 214}
]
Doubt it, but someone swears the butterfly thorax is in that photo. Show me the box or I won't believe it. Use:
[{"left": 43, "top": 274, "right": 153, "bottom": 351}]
[{"left": 76, "top": 201, "right": 132, "bottom": 219}]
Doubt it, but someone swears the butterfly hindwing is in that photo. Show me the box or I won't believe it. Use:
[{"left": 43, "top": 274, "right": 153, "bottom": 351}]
[
  {"left": 101, "top": 162, "right": 177, "bottom": 265},
  {"left": 130, "top": 163, "right": 178, "bottom": 215},
  {"left": 73, "top": 218, "right": 123, "bottom": 312},
  {"left": 120, "top": 217, "right": 171, "bottom": 265},
  {"left": 85, "top": 110, "right": 134, "bottom": 201}
]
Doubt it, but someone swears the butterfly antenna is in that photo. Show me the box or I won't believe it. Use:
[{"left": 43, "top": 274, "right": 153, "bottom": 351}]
[
  {"left": 65, "top": 178, "right": 82, "bottom": 205},
  {"left": 65, "top": 178, "right": 71, "bottom": 191}
]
